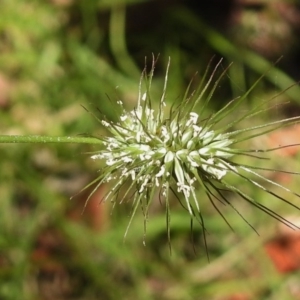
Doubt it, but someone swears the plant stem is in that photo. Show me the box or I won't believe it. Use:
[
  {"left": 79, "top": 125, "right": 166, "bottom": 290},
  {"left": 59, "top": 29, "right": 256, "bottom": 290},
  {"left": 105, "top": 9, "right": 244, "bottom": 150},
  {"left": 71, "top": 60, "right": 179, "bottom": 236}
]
[{"left": 0, "top": 135, "right": 102, "bottom": 144}]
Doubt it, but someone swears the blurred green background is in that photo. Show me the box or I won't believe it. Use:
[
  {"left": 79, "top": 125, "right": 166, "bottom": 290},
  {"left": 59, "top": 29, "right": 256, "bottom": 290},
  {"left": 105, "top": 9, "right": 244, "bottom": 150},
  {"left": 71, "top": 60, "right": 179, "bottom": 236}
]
[{"left": 1, "top": 0, "right": 300, "bottom": 299}]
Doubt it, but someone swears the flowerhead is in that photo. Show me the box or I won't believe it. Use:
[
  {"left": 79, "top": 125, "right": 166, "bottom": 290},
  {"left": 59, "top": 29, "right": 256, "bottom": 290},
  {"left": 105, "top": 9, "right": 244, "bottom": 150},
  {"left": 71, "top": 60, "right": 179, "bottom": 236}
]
[{"left": 87, "top": 58, "right": 300, "bottom": 246}]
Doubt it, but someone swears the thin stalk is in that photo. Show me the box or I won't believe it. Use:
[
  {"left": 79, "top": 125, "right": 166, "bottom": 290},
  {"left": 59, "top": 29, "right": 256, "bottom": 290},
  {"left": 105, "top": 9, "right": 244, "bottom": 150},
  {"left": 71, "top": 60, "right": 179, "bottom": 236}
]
[{"left": 0, "top": 135, "right": 102, "bottom": 144}]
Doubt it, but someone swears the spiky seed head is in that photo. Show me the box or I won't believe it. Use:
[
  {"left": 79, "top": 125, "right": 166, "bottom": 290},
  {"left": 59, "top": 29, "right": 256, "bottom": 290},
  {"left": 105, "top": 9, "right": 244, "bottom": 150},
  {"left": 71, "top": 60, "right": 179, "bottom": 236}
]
[{"left": 88, "top": 57, "right": 300, "bottom": 249}]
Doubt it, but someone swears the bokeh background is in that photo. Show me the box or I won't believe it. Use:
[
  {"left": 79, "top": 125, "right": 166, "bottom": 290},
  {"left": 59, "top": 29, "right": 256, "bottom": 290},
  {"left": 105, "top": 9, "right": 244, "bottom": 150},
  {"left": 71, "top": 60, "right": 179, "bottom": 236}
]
[{"left": 1, "top": 0, "right": 300, "bottom": 299}]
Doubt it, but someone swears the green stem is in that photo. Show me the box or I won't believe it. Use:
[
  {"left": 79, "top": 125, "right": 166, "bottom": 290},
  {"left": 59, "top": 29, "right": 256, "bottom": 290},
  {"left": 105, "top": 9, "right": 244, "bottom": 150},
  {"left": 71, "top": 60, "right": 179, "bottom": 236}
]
[{"left": 0, "top": 135, "right": 102, "bottom": 144}]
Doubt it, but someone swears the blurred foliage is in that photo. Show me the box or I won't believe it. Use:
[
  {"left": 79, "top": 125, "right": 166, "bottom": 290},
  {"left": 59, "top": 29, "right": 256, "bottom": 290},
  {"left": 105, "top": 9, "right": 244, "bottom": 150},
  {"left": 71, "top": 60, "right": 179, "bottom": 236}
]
[{"left": 1, "top": 0, "right": 300, "bottom": 299}]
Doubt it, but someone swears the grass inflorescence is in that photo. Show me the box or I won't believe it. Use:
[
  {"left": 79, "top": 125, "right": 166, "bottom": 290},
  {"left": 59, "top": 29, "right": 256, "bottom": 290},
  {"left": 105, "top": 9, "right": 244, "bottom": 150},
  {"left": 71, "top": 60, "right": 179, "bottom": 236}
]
[{"left": 83, "top": 57, "right": 300, "bottom": 253}]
